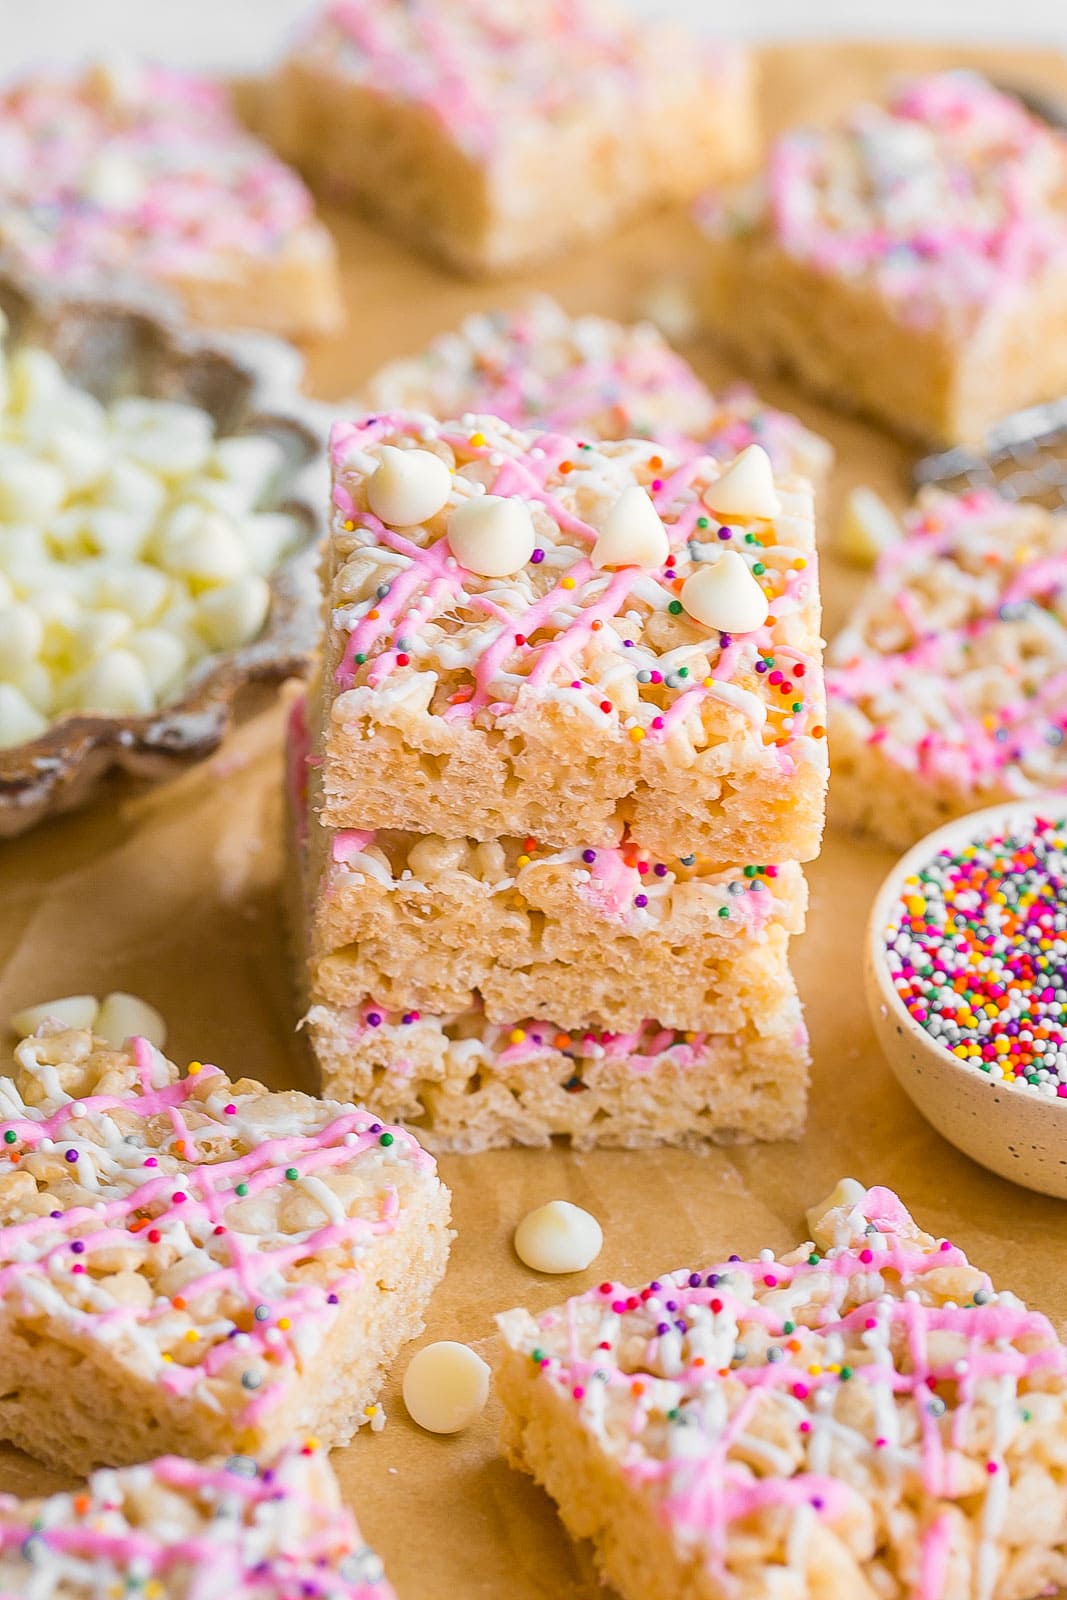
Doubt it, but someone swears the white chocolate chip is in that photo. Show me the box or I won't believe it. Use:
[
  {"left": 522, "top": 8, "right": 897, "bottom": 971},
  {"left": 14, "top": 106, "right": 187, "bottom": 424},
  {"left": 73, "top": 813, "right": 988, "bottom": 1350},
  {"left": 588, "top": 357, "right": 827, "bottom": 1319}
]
[
  {"left": 156, "top": 508, "right": 248, "bottom": 584},
  {"left": 680, "top": 551, "right": 769, "bottom": 634},
  {"left": 703, "top": 445, "right": 781, "bottom": 521},
  {"left": 591, "top": 487, "right": 669, "bottom": 570},
  {"left": 8, "top": 661, "right": 53, "bottom": 714},
  {"left": 68, "top": 608, "right": 133, "bottom": 666},
  {"left": 126, "top": 628, "right": 188, "bottom": 694},
  {"left": 185, "top": 476, "right": 252, "bottom": 519},
  {"left": 0, "top": 336, "right": 300, "bottom": 737},
  {"left": 446, "top": 495, "right": 536, "bottom": 577},
  {"left": 99, "top": 458, "right": 166, "bottom": 522},
  {"left": 82, "top": 150, "right": 146, "bottom": 210},
  {"left": 806, "top": 1178, "right": 868, "bottom": 1246},
  {"left": 45, "top": 425, "right": 111, "bottom": 492},
  {"left": 8, "top": 994, "right": 100, "bottom": 1035},
  {"left": 367, "top": 446, "right": 452, "bottom": 527},
  {"left": 7, "top": 349, "right": 64, "bottom": 417},
  {"left": 514, "top": 1200, "right": 604, "bottom": 1274},
  {"left": 0, "top": 683, "right": 48, "bottom": 748},
  {"left": 238, "top": 512, "right": 302, "bottom": 576},
  {"left": 0, "top": 604, "right": 44, "bottom": 674},
  {"left": 82, "top": 508, "right": 154, "bottom": 563},
  {"left": 95, "top": 992, "right": 167, "bottom": 1050},
  {"left": 213, "top": 435, "right": 285, "bottom": 505},
  {"left": 836, "top": 486, "right": 902, "bottom": 568},
  {"left": 407, "top": 836, "right": 470, "bottom": 877},
  {"left": 402, "top": 1341, "right": 491, "bottom": 1434},
  {"left": 196, "top": 575, "right": 271, "bottom": 651},
  {"left": 111, "top": 399, "right": 213, "bottom": 480},
  {"left": 73, "top": 649, "right": 154, "bottom": 715},
  {"left": 0, "top": 456, "right": 66, "bottom": 521},
  {"left": 94, "top": 565, "right": 171, "bottom": 624}
]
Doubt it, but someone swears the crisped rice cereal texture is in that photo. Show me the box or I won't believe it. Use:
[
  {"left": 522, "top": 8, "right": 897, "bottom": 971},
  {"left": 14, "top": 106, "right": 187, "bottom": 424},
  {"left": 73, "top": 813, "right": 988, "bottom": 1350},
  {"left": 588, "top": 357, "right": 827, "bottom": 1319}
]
[
  {"left": 317, "top": 412, "right": 826, "bottom": 863},
  {"left": 496, "top": 1182, "right": 1067, "bottom": 1600},
  {"left": 303, "top": 995, "right": 810, "bottom": 1154},
  {"left": 305, "top": 817, "right": 807, "bottom": 1033},
  {"left": 363, "top": 296, "right": 832, "bottom": 485},
  {"left": 0, "top": 1024, "right": 450, "bottom": 1475},
  {"left": 828, "top": 488, "right": 1067, "bottom": 851}
]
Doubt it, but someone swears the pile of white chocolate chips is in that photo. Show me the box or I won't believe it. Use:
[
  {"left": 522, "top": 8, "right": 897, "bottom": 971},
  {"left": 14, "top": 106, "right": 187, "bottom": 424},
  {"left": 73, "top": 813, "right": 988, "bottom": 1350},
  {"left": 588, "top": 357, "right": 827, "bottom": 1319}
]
[{"left": 0, "top": 319, "right": 303, "bottom": 747}]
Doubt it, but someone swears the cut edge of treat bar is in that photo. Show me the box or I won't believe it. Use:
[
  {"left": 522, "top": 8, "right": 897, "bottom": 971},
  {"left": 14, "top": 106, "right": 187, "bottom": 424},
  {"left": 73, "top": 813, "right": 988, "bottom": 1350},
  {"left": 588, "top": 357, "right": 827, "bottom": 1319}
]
[
  {"left": 269, "top": 24, "right": 757, "bottom": 276},
  {"left": 315, "top": 414, "right": 827, "bottom": 861},
  {"left": 302, "top": 993, "right": 810, "bottom": 1154},
  {"left": 0, "top": 1025, "right": 452, "bottom": 1475},
  {"left": 495, "top": 1179, "right": 1067, "bottom": 1600}
]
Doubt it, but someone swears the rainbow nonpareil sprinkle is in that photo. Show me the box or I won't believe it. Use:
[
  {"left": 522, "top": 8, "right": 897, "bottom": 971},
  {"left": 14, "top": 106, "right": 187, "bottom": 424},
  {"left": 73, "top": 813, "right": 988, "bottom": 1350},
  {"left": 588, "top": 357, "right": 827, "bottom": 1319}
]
[{"left": 883, "top": 814, "right": 1067, "bottom": 1095}]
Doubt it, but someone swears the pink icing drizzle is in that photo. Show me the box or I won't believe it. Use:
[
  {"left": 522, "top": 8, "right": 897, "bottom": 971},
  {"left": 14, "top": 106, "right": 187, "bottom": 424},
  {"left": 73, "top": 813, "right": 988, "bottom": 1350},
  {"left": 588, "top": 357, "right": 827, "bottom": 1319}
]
[
  {"left": 521, "top": 1185, "right": 1065, "bottom": 1594},
  {"left": 827, "top": 488, "right": 1067, "bottom": 793},
  {"left": 0, "top": 1038, "right": 434, "bottom": 1435},
  {"left": 306, "top": 0, "right": 740, "bottom": 160},
  {"left": 0, "top": 64, "right": 318, "bottom": 287},
  {"left": 764, "top": 71, "right": 1067, "bottom": 331},
  {"left": 328, "top": 413, "right": 822, "bottom": 756},
  {"left": 0, "top": 1446, "right": 390, "bottom": 1596}
]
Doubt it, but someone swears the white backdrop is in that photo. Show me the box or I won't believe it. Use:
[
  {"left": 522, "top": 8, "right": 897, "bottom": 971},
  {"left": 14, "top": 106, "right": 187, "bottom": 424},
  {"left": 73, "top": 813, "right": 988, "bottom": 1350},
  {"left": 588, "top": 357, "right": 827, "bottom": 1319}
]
[{"left": 0, "top": 0, "right": 1065, "bottom": 74}]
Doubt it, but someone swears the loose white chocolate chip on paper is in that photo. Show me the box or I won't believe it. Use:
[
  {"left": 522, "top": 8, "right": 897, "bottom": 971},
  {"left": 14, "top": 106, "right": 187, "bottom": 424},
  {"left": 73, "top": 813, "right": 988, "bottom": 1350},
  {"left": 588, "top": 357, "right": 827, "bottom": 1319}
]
[
  {"left": 805, "top": 1177, "right": 868, "bottom": 1240},
  {"left": 446, "top": 495, "right": 536, "bottom": 577},
  {"left": 8, "top": 994, "right": 101, "bottom": 1036},
  {"left": 402, "top": 1341, "right": 491, "bottom": 1434},
  {"left": 836, "top": 486, "right": 902, "bottom": 568},
  {"left": 367, "top": 445, "right": 451, "bottom": 527},
  {"left": 681, "top": 550, "right": 770, "bottom": 633},
  {"left": 703, "top": 444, "right": 781, "bottom": 520},
  {"left": 7, "top": 991, "right": 167, "bottom": 1049},
  {"left": 95, "top": 991, "right": 168, "bottom": 1050},
  {"left": 591, "top": 486, "right": 669, "bottom": 569},
  {"left": 514, "top": 1200, "right": 604, "bottom": 1274}
]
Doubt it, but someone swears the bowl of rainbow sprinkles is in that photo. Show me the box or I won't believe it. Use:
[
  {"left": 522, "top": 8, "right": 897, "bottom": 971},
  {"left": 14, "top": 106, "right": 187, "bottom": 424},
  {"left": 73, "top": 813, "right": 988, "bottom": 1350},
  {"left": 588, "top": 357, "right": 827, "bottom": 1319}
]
[{"left": 866, "top": 798, "right": 1067, "bottom": 1197}]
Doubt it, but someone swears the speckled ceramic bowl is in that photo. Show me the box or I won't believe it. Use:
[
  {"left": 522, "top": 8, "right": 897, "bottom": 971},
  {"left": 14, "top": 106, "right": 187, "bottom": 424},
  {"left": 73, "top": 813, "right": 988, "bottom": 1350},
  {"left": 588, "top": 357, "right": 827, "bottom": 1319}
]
[
  {"left": 865, "top": 797, "right": 1067, "bottom": 1199},
  {"left": 0, "top": 271, "right": 329, "bottom": 837}
]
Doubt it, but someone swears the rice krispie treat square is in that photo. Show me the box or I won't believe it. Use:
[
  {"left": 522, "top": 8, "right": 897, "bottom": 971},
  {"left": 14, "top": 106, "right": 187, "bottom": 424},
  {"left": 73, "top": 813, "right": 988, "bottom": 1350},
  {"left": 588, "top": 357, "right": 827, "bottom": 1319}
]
[
  {"left": 0, "top": 1024, "right": 451, "bottom": 1475},
  {"left": 305, "top": 817, "right": 807, "bottom": 1032},
  {"left": 0, "top": 1443, "right": 392, "bottom": 1599},
  {"left": 497, "top": 1179, "right": 1067, "bottom": 1600},
  {"left": 364, "top": 297, "right": 833, "bottom": 486},
  {"left": 285, "top": 693, "right": 811, "bottom": 1152},
  {"left": 304, "top": 996, "right": 810, "bottom": 1154},
  {"left": 0, "top": 60, "right": 342, "bottom": 337},
  {"left": 828, "top": 488, "right": 1067, "bottom": 851},
  {"left": 317, "top": 413, "right": 827, "bottom": 863},
  {"left": 701, "top": 71, "right": 1067, "bottom": 446},
  {"left": 269, "top": 0, "right": 756, "bottom": 277}
]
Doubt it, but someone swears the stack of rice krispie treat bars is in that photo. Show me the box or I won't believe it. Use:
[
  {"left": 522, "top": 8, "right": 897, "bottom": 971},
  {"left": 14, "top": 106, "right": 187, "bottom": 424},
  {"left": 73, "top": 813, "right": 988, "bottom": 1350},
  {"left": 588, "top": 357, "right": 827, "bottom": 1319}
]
[{"left": 291, "top": 402, "right": 828, "bottom": 1152}]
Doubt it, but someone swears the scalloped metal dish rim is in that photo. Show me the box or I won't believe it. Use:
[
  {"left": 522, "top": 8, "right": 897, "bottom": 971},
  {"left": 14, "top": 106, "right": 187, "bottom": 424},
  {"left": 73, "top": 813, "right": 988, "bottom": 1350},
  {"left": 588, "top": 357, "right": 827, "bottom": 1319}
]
[{"left": 0, "top": 272, "right": 329, "bottom": 836}]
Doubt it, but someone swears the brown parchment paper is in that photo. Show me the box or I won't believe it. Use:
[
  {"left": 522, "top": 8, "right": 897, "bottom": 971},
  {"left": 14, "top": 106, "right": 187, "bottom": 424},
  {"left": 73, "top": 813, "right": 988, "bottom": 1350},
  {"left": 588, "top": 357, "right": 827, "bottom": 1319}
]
[{"left": 4, "top": 41, "right": 1067, "bottom": 1599}]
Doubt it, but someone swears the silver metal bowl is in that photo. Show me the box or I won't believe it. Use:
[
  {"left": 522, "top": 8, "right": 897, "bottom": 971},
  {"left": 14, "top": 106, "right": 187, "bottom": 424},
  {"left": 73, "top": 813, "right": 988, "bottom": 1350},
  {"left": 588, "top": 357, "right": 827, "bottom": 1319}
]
[{"left": 0, "top": 271, "right": 327, "bottom": 837}]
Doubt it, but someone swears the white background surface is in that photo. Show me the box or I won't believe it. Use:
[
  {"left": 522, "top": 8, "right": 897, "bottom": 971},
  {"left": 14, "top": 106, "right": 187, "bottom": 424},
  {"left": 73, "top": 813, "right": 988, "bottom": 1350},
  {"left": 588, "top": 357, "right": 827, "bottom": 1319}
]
[{"left": 0, "top": 0, "right": 1065, "bottom": 74}]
